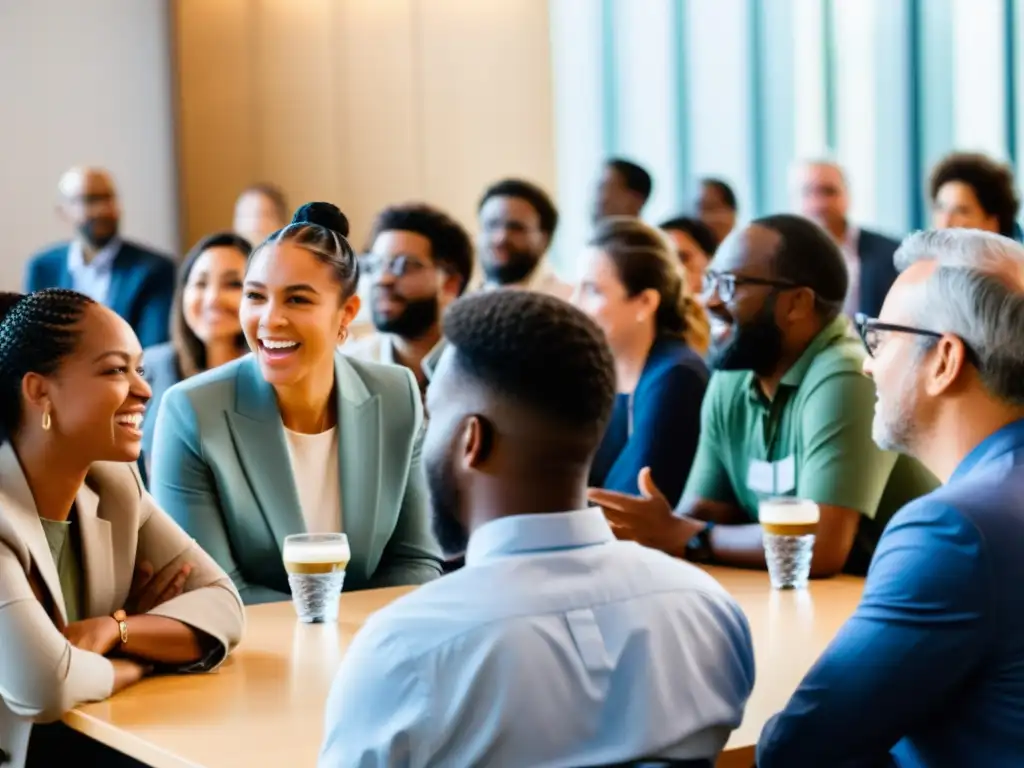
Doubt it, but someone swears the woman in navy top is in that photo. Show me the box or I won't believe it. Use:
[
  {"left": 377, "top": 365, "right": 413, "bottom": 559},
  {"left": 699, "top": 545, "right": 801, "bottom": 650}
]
[{"left": 575, "top": 217, "right": 709, "bottom": 507}]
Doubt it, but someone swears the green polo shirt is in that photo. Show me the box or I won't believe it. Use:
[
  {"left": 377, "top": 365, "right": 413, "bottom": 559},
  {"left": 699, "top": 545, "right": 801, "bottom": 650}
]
[{"left": 683, "top": 316, "right": 939, "bottom": 573}]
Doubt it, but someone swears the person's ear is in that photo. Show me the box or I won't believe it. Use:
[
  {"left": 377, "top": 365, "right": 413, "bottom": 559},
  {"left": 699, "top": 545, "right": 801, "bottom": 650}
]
[
  {"left": 781, "top": 286, "right": 817, "bottom": 321},
  {"left": 924, "top": 335, "right": 969, "bottom": 396},
  {"left": 21, "top": 373, "right": 50, "bottom": 427},
  {"left": 437, "top": 268, "right": 462, "bottom": 303},
  {"left": 460, "top": 415, "right": 493, "bottom": 471},
  {"left": 337, "top": 294, "right": 361, "bottom": 342},
  {"left": 634, "top": 288, "right": 661, "bottom": 323}
]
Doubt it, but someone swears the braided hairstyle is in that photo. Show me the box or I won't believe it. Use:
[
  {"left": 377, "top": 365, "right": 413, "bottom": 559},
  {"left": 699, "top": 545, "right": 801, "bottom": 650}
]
[
  {"left": 250, "top": 202, "right": 359, "bottom": 300},
  {"left": 0, "top": 289, "right": 96, "bottom": 439}
]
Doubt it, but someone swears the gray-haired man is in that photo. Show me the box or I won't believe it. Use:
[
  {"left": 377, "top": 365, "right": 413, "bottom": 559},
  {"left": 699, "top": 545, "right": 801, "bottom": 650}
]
[{"left": 758, "top": 229, "right": 1024, "bottom": 767}]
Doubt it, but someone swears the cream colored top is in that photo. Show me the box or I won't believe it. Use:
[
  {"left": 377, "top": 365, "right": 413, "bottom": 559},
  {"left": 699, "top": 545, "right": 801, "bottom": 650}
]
[{"left": 283, "top": 427, "right": 342, "bottom": 534}]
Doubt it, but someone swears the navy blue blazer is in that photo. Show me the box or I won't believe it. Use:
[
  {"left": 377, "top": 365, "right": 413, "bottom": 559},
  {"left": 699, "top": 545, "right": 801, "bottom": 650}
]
[
  {"left": 855, "top": 228, "right": 901, "bottom": 318},
  {"left": 24, "top": 240, "right": 175, "bottom": 348},
  {"left": 589, "top": 337, "right": 708, "bottom": 508},
  {"left": 758, "top": 419, "right": 1024, "bottom": 767}
]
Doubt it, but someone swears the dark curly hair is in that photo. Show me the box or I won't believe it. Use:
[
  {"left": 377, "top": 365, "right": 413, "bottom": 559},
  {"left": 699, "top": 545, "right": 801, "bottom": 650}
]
[
  {"left": 0, "top": 289, "right": 96, "bottom": 438},
  {"left": 366, "top": 204, "right": 475, "bottom": 295},
  {"left": 659, "top": 215, "right": 718, "bottom": 256},
  {"left": 929, "top": 152, "right": 1020, "bottom": 237},
  {"left": 478, "top": 179, "right": 559, "bottom": 238},
  {"left": 442, "top": 290, "right": 616, "bottom": 432}
]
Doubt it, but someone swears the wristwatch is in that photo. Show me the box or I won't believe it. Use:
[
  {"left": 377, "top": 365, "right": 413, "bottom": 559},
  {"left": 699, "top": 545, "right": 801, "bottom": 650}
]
[
  {"left": 112, "top": 609, "right": 129, "bottom": 646},
  {"left": 685, "top": 520, "right": 716, "bottom": 563}
]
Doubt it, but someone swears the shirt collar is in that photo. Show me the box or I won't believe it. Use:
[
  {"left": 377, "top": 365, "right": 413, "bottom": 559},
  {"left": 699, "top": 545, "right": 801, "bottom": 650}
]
[
  {"left": 379, "top": 335, "right": 446, "bottom": 380},
  {"left": 842, "top": 222, "right": 860, "bottom": 253},
  {"left": 67, "top": 238, "right": 122, "bottom": 272},
  {"left": 465, "top": 507, "right": 615, "bottom": 566},
  {"left": 950, "top": 418, "right": 1024, "bottom": 483}
]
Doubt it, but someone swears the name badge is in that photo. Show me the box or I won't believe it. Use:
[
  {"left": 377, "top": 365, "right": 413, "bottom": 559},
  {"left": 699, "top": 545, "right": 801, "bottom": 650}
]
[{"left": 746, "top": 455, "right": 797, "bottom": 495}]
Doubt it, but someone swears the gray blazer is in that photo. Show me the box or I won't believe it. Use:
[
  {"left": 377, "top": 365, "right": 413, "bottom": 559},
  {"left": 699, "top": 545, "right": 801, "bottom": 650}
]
[
  {"left": 140, "top": 342, "right": 182, "bottom": 465},
  {"left": 149, "top": 352, "right": 443, "bottom": 604}
]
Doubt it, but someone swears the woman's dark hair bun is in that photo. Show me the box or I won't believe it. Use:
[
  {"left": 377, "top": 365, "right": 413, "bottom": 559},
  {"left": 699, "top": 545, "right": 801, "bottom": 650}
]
[
  {"left": 0, "top": 293, "right": 26, "bottom": 325},
  {"left": 291, "top": 202, "right": 350, "bottom": 239}
]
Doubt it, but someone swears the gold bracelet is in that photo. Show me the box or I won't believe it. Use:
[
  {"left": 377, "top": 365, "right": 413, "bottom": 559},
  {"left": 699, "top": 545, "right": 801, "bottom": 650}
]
[{"left": 112, "top": 609, "right": 129, "bottom": 645}]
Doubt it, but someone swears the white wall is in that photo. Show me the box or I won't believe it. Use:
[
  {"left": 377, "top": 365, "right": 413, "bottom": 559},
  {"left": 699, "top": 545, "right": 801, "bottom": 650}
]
[{"left": 0, "top": 0, "right": 178, "bottom": 290}]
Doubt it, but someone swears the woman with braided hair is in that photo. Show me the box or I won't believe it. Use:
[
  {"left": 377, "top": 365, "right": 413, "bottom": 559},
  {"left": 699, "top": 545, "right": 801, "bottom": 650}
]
[{"left": 0, "top": 289, "right": 243, "bottom": 768}]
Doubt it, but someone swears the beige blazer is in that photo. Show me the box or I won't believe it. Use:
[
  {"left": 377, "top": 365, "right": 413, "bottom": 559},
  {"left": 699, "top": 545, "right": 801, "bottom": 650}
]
[{"left": 0, "top": 442, "right": 245, "bottom": 768}]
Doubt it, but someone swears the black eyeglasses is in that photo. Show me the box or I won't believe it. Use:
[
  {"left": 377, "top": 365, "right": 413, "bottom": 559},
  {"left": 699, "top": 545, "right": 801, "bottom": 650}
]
[
  {"left": 701, "top": 270, "right": 800, "bottom": 302},
  {"left": 361, "top": 254, "right": 431, "bottom": 278},
  {"left": 854, "top": 313, "right": 983, "bottom": 368}
]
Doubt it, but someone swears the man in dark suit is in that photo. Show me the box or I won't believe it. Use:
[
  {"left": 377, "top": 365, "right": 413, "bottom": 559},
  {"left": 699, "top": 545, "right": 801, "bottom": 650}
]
[
  {"left": 758, "top": 228, "right": 1024, "bottom": 767},
  {"left": 792, "top": 159, "right": 900, "bottom": 318},
  {"left": 25, "top": 167, "right": 175, "bottom": 347}
]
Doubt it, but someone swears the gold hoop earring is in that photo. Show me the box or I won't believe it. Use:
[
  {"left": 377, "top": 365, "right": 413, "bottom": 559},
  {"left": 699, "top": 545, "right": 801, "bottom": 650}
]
[{"left": 41, "top": 408, "right": 52, "bottom": 432}]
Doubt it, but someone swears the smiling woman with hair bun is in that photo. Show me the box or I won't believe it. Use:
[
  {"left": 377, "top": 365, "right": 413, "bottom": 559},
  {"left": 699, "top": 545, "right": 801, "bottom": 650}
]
[{"left": 149, "top": 202, "right": 443, "bottom": 605}]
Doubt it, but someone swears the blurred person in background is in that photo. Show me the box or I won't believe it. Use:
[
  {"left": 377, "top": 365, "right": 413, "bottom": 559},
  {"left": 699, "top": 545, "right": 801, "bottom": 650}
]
[
  {"left": 477, "top": 179, "right": 572, "bottom": 300},
  {"left": 790, "top": 159, "right": 900, "bottom": 319},
  {"left": 345, "top": 204, "right": 473, "bottom": 396},
  {"left": 694, "top": 178, "right": 738, "bottom": 247},
  {"left": 930, "top": 152, "right": 1020, "bottom": 239},
  {"left": 660, "top": 215, "right": 718, "bottom": 299},
  {"left": 233, "top": 183, "right": 289, "bottom": 248},
  {"left": 593, "top": 158, "right": 653, "bottom": 221},
  {"left": 25, "top": 167, "right": 175, "bottom": 348},
  {"left": 140, "top": 232, "right": 252, "bottom": 470},
  {"left": 575, "top": 217, "right": 709, "bottom": 508}
]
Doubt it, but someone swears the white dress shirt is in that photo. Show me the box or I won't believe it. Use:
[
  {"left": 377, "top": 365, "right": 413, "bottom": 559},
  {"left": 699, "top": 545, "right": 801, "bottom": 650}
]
[
  {"left": 66, "top": 238, "right": 121, "bottom": 305},
  {"left": 319, "top": 507, "right": 755, "bottom": 767},
  {"left": 342, "top": 333, "right": 445, "bottom": 383}
]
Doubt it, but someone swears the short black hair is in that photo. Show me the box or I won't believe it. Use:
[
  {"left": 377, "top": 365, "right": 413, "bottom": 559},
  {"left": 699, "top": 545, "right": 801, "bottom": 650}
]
[
  {"left": 173, "top": 232, "right": 252, "bottom": 378},
  {"left": 659, "top": 215, "right": 718, "bottom": 255},
  {"left": 929, "top": 152, "right": 1020, "bottom": 237},
  {"left": 478, "top": 179, "right": 559, "bottom": 237},
  {"left": 753, "top": 214, "right": 849, "bottom": 320},
  {"left": 701, "top": 178, "right": 738, "bottom": 211},
  {"left": 607, "top": 158, "right": 653, "bottom": 202},
  {"left": 368, "top": 204, "right": 474, "bottom": 295},
  {"left": 0, "top": 289, "right": 96, "bottom": 439},
  {"left": 442, "top": 291, "right": 616, "bottom": 432}
]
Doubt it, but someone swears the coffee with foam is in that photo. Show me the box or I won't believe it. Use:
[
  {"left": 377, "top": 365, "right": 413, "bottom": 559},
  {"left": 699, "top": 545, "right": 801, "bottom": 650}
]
[
  {"left": 759, "top": 498, "right": 819, "bottom": 536},
  {"left": 283, "top": 538, "right": 351, "bottom": 575}
]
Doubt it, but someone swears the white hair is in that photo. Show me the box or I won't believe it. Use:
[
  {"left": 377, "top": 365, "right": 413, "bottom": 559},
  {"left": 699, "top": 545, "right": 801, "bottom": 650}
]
[
  {"left": 894, "top": 229, "right": 1024, "bottom": 405},
  {"left": 788, "top": 157, "right": 848, "bottom": 189}
]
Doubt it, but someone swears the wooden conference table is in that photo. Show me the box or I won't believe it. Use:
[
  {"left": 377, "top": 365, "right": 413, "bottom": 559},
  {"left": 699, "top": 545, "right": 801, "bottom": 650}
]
[{"left": 65, "top": 567, "right": 864, "bottom": 768}]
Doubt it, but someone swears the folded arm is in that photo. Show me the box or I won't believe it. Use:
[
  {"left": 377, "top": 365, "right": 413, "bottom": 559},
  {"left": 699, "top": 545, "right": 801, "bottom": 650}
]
[
  {"left": 0, "top": 552, "right": 114, "bottom": 722},
  {"left": 757, "top": 501, "right": 990, "bottom": 766}
]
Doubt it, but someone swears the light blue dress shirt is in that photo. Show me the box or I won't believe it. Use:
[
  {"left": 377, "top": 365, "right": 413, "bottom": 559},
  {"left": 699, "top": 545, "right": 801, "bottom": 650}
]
[
  {"left": 66, "top": 237, "right": 121, "bottom": 304},
  {"left": 319, "top": 507, "right": 755, "bottom": 768}
]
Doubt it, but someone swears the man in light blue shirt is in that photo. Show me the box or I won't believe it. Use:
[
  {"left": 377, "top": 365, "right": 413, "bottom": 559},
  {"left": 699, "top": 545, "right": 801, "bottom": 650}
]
[{"left": 319, "top": 291, "right": 755, "bottom": 768}]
